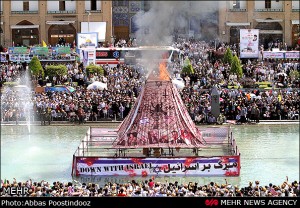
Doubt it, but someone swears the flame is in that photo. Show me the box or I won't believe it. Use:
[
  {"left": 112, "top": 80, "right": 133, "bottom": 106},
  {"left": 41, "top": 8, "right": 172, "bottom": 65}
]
[{"left": 159, "top": 62, "right": 170, "bottom": 81}]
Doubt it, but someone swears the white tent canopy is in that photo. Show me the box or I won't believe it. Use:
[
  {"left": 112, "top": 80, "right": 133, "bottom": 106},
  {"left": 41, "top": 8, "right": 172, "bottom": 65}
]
[{"left": 87, "top": 81, "right": 107, "bottom": 90}]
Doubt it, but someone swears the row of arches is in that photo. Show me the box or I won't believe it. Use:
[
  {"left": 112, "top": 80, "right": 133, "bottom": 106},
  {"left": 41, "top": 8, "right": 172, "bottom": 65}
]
[
  {"left": 12, "top": 20, "right": 76, "bottom": 47},
  {"left": 10, "top": 19, "right": 299, "bottom": 48}
]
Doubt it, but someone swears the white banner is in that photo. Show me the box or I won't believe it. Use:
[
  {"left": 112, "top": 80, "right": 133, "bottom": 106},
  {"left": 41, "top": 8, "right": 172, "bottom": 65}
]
[
  {"left": 81, "top": 22, "right": 107, "bottom": 42},
  {"left": 77, "top": 33, "right": 98, "bottom": 49},
  {"left": 79, "top": 48, "right": 96, "bottom": 66},
  {"left": 285, "top": 52, "right": 300, "bottom": 59},
  {"left": 240, "top": 29, "right": 259, "bottom": 58},
  {"left": 87, "top": 50, "right": 96, "bottom": 65},
  {"left": 262, "top": 51, "right": 299, "bottom": 59},
  {"left": 75, "top": 156, "right": 240, "bottom": 176},
  {"left": 263, "top": 51, "right": 284, "bottom": 59}
]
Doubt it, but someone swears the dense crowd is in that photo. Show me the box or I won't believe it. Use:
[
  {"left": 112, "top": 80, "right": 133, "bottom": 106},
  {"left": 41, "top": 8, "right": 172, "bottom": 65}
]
[
  {"left": 0, "top": 39, "right": 299, "bottom": 124},
  {"left": 1, "top": 62, "right": 143, "bottom": 123},
  {"left": 0, "top": 40, "right": 299, "bottom": 199},
  {"left": 1, "top": 177, "right": 299, "bottom": 197}
]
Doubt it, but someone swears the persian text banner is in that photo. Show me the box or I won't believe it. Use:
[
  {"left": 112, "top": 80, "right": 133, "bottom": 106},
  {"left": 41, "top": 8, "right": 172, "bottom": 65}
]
[{"left": 75, "top": 156, "right": 240, "bottom": 176}]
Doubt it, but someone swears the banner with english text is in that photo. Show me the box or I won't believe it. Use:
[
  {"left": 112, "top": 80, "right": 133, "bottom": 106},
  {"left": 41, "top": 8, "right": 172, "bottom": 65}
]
[{"left": 75, "top": 156, "right": 240, "bottom": 176}]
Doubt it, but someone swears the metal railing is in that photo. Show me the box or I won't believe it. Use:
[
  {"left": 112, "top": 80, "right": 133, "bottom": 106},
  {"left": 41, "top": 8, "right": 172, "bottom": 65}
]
[
  {"left": 229, "top": 129, "right": 240, "bottom": 156},
  {"left": 292, "top": 9, "right": 300, "bottom": 12},
  {"left": 11, "top": 11, "right": 38, "bottom": 14},
  {"left": 85, "top": 10, "right": 102, "bottom": 13},
  {"left": 73, "top": 126, "right": 239, "bottom": 156},
  {"left": 47, "top": 10, "right": 76, "bottom": 14},
  {"left": 228, "top": 8, "right": 247, "bottom": 12},
  {"left": 254, "top": 8, "right": 283, "bottom": 12},
  {"left": 73, "top": 127, "right": 92, "bottom": 157}
]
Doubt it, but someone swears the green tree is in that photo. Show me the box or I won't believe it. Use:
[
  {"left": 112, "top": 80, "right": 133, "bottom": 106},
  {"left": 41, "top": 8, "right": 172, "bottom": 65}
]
[
  {"left": 223, "top": 47, "right": 233, "bottom": 64},
  {"left": 230, "top": 55, "right": 243, "bottom": 79},
  {"left": 45, "top": 64, "right": 67, "bottom": 80},
  {"left": 29, "top": 56, "right": 44, "bottom": 78},
  {"left": 289, "top": 70, "right": 300, "bottom": 81},
  {"left": 86, "top": 63, "right": 104, "bottom": 77},
  {"left": 181, "top": 57, "right": 194, "bottom": 75}
]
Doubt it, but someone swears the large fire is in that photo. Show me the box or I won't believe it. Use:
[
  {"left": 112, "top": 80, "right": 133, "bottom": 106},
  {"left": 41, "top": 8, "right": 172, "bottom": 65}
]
[{"left": 159, "top": 62, "right": 170, "bottom": 81}]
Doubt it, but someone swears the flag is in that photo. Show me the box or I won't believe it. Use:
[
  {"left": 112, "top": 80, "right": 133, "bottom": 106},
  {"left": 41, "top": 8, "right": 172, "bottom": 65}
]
[
  {"left": 42, "top": 40, "right": 47, "bottom": 47},
  {"left": 73, "top": 39, "right": 76, "bottom": 48},
  {"left": 270, "top": 188, "right": 278, "bottom": 196},
  {"left": 3, "top": 179, "right": 7, "bottom": 187}
]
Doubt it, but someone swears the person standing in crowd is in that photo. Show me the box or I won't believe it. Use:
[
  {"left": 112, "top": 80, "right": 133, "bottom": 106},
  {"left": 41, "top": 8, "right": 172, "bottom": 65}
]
[
  {"left": 77, "top": 107, "right": 85, "bottom": 124},
  {"left": 254, "top": 105, "right": 260, "bottom": 123}
]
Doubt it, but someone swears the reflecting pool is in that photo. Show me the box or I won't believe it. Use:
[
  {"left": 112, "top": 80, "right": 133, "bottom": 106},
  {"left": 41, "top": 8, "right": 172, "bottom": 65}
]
[{"left": 1, "top": 124, "right": 299, "bottom": 187}]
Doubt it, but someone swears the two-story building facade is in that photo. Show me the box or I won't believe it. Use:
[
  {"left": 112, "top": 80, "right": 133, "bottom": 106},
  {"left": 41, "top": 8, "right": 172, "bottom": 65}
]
[
  {"left": 0, "top": 0, "right": 112, "bottom": 47},
  {"left": 219, "top": 0, "right": 299, "bottom": 48},
  {"left": 1, "top": 1, "right": 299, "bottom": 49}
]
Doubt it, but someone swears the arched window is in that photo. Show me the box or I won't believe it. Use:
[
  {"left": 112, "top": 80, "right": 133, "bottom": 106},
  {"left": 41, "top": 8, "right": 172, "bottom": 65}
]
[
  {"left": 48, "top": 23, "right": 76, "bottom": 46},
  {"left": 12, "top": 20, "right": 39, "bottom": 47},
  {"left": 255, "top": 20, "right": 283, "bottom": 49},
  {"left": 292, "top": 24, "right": 300, "bottom": 47}
]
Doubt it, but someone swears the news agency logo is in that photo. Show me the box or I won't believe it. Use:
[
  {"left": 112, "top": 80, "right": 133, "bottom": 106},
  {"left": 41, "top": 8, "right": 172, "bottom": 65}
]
[
  {"left": 205, "top": 198, "right": 219, "bottom": 206},
  {"left": 1, "top": 186, "right": 29, "bottom": 196}
]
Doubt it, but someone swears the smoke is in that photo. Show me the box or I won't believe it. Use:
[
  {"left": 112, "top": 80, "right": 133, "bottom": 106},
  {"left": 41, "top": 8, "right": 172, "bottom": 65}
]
[
  {"left": 132, "top": 1, "right": 219, "bottom": 75},
  {"left": 133, "top": 1, "right": 219, "bottom": 45}
]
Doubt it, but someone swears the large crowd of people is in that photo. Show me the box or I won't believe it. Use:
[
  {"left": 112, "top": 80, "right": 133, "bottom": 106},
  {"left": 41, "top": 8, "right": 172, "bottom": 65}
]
[
  {"left": 0, "top": 39, "right": 299, "bottom": 199},
  {"left": 1, "top": 177, "right": 299, "bottom": 197},
  {"left": 0, "top": 38, "right": 299, "bottom": 124}
]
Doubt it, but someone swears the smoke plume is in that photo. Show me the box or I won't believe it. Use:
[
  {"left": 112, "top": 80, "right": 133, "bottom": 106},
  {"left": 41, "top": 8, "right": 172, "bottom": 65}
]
[
  {"left": 132, "top": 1, "right": 219, "bottom": 74},
  {"left": 134, "top": 1, "right": 218, "bottom": 45}
]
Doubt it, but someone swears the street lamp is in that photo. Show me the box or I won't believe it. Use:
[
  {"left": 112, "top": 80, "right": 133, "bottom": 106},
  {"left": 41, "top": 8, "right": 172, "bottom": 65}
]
[{"left": 88, "top": 12, "right": 91, "bottom": 32}]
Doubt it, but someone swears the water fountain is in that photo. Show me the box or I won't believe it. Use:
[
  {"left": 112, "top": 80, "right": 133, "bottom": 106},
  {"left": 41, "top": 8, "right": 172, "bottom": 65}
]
[
  {"left": 1, "top": 65, "right": 33, "bottom": 134},
  {"left": 17, "top": 66, "right": 33, "bottom": 134}
]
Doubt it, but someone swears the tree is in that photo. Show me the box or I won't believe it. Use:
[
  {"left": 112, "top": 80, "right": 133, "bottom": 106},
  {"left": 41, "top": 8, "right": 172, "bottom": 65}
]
[
  {"left": 223, "top": 47, "right": 233, "bottom": 64},
  {"left": 29, "top": 56, "right": 44, "bottom": 78},
  {"left": 289, "top": 70, "right": 300, "bottom": 82},
  {"left": 181, "top": 57, "right": 194, "bottom": 75},
  {"left": 230, "top": 55, "right": 243, "bottom": 79},
  {"left": 45, "top": 64, "right": 67, "bottom": 80},
  {"left": 86, "top": 63, "right": 104, "bottom": 77}
]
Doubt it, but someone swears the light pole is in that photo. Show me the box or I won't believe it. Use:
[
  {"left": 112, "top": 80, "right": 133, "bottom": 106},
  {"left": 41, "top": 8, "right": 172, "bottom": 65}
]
[{"left": 88, "top": 12, "right": 91, "bottom": 32}]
